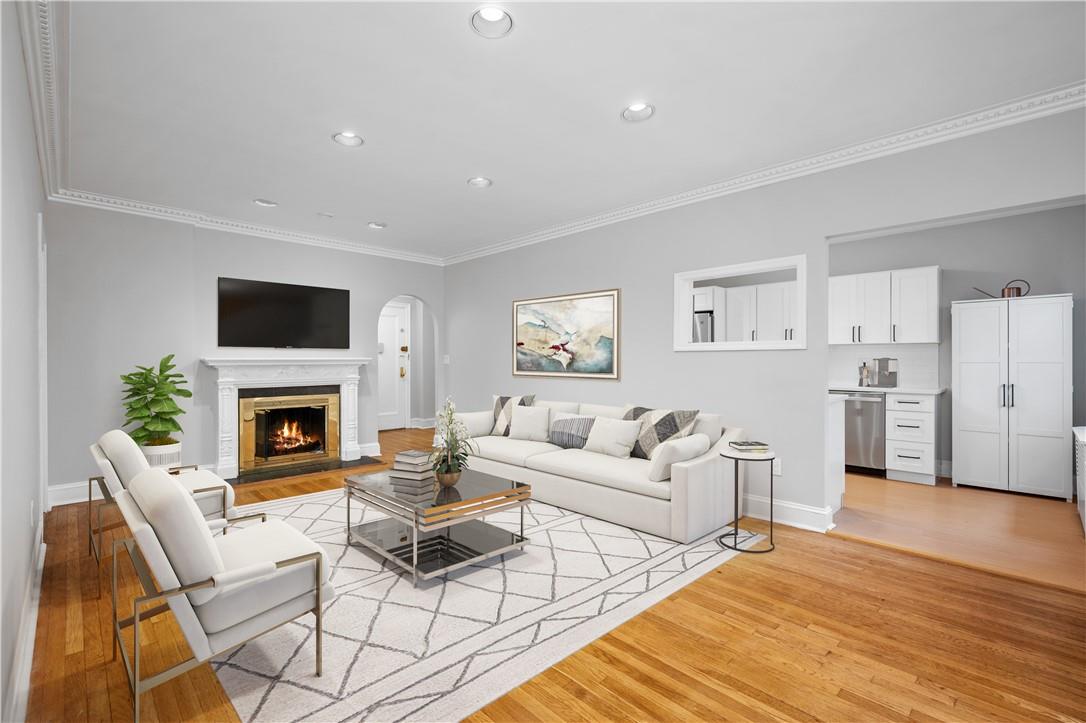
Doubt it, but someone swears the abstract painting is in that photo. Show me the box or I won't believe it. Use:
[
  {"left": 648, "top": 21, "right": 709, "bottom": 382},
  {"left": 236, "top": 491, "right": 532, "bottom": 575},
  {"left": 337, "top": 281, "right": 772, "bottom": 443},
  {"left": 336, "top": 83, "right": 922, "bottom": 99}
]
[{"left": 513, "top": 289, "right": 619, "bottom": 378}]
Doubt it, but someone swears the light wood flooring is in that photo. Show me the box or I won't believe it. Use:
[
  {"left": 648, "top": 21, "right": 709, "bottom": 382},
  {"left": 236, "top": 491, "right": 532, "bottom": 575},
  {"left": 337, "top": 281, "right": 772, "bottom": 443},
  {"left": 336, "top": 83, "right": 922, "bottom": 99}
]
[
  {"left": 27, "top": 433, "right": 1086, "bottom": 722},
  {"left": 831, "top": 472, "right": 1086, "bottom": 592}
]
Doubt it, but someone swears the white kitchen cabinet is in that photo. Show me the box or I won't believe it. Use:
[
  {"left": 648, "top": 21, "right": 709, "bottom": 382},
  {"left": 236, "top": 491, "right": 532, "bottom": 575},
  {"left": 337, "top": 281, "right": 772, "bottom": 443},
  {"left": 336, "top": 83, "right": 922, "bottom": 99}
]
[
  {"left": 829, "top": 266, "right": 938, "bottom": 345},
  {"left": 891, "top": 266, "right": 940, "bottom": 343},
  {"left": 885, "top": 392, "right": 939, "bottom": 484},
  {"left": 725, "top": 286, "right": 757, "bottom": 342},
  {"left": 756, "top": 282, "right": 796, "bottom": 342},
  {"left": 952, "top": 294, "right": 1072, "bottom": 499}
]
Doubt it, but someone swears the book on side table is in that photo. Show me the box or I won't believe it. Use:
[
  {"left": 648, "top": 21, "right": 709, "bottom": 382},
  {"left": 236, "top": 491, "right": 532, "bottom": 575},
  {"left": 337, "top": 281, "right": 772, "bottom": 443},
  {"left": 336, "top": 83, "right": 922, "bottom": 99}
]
[{"left": 729, "top": 440, "right": 770, "bottom": 453}]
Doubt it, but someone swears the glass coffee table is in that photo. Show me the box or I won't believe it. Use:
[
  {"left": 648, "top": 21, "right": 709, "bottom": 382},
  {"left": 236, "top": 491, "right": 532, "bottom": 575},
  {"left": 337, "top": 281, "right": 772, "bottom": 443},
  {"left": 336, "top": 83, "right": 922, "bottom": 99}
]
[{"left": 345, "top": 468, "right": 530, "bottom": 586}]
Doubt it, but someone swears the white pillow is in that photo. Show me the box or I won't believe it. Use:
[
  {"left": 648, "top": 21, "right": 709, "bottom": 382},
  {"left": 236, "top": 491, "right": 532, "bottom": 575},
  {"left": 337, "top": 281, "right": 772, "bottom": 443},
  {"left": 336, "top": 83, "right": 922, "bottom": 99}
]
[
  {"left": 647, "top": 434, "right": 711, "bottom": 482},
  {"left": 583, "top": 417, "right": 642, "bottom": 458},
  {"left": 509, "top": 405, "right": 551, "bottom": 442},
  {"left": 578, "top": 403, "right": 629, "bottom": 420}
]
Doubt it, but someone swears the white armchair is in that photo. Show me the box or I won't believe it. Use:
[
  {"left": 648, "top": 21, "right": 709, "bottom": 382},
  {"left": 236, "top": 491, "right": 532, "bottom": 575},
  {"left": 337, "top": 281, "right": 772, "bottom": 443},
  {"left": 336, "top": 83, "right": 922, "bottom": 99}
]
[
  {"left": 112, "top": 468, "right": 334, "bottom": 722},
  {"left": 88, "top": 429, "right": 239, "bottom": 561}
]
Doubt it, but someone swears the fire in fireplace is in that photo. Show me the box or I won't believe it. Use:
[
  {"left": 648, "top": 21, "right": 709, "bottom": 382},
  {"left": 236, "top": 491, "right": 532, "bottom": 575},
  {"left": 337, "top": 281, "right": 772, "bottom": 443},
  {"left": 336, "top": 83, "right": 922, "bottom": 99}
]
[{"left": 239, "top": 387, "right": 340, "bottom": 474}]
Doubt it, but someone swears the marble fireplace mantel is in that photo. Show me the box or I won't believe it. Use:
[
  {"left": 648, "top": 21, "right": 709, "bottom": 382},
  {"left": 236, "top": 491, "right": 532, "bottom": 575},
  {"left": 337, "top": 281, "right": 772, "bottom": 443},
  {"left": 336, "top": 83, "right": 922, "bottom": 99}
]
[{"left": 201, "top": 357, "right": 371, "bottom": 478}]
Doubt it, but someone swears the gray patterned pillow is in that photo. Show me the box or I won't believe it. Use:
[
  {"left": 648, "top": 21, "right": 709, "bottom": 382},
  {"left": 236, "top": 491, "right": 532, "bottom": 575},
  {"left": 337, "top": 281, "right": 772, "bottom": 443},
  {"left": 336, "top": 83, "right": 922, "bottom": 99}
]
[
  {"left": 492, "top": 394, "right": 536, "bottom": 437},
  {"left": 623, "top": 406, "right": 700, "bottom": 459},
  {"left": 549, "top": 413, "right": 596, "bottom": 449}
]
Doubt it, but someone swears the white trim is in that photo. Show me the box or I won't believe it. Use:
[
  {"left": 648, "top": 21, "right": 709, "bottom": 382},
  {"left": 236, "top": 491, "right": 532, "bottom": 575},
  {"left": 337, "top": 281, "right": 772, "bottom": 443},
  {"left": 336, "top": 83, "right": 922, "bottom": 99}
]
[
  {"left": 37, "top": 212, "right": 48, "bottom": 518},
  {"left": 409, "top": 417, "right": 436, "bottom": 429},
  {"left": 17, "top": 5, "right": 1086, "bottom": 267},
  {"left": 826, "top": 195, "right": 1086, "bottom": 245},
  {"left": 3, "top": 528, "right": 45, "bottom": 723},
  {"left": 359, "top": 442, "right": 381, "bottom": 457},
  {"left": 673, "top": 254, "right": 808, "bottom": 352},
  {"left": 743, "top": 493, "right": 835, "bottom": 533}
]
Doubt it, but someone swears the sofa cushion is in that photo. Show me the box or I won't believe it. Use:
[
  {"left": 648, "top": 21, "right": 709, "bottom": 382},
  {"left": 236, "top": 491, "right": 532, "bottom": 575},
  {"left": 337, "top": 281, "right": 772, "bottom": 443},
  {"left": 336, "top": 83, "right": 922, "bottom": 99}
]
[
  {"left": 509, "top": 405, "right": 551, "bottom": 442},
  {"left": 492, "top": 395, "right": 536, "bottom": 436},
  {"left": 578, "top": 403, "right": 628, "bottom": 419},
  {"left": 584, "top": 417, "right": 642, "bottom": 458},
  {"left": 647, "top": 433, "right": 710, "bottom": 482},
  {"left": 549, "top": 412, "right": 595, "bottom": 449},
  {"left": 526, "top": 449, "right": 672, "bottom": 500},
  {"left": 624, "top": 407, "right": 700, "bottom": 459},
  {"left": 472, "top": 436, "right": 560, "bottom": 466},
  {"left": 195, "top": 519, "right": 332, "bottom": 634},
  {"left": 536, "top": 400, "right": 579, "bottom": 414}
]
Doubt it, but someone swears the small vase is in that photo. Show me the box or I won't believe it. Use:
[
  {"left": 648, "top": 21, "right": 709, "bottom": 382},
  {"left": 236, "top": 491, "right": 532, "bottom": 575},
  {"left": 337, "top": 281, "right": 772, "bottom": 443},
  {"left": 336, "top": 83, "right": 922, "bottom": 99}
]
[{"left": 436, "top": 471, "right": 461, "bottom": 487}]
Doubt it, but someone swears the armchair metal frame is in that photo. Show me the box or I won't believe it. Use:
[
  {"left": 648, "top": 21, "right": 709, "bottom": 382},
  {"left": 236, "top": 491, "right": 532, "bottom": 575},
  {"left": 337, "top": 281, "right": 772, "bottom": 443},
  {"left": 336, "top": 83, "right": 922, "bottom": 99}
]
[{"left": 111, "top": 513, "right": 322, "bottom": 722}]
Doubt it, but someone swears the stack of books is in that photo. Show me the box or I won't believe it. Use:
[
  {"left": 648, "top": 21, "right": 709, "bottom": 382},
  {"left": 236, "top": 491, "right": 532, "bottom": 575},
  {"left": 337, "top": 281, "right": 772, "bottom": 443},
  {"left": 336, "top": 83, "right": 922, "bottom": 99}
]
[
  {"left": 729, "top": 440, "right": 770, "bottom": 454},
  {"left": 388, "top": 449, "right": 435, "bottom": 502}
]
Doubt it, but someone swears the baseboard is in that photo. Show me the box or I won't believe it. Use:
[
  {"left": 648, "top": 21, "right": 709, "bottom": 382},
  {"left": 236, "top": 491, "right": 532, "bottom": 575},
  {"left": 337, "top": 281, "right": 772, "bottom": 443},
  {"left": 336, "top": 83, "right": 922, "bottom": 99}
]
[
  {"left": 4, "top": 523, "right": 45, "bottom": 723},
  {"left": 409, "top": 417, "right": 435, "bottom": 429},
  {"left": 359, "top": 442, "right": 381, "bottom": 457},
  {"left": 743, "top": 493, "right": 835, "bottom": 533},
  {"left": 48, "top": 462, "right": 219, "bottom": 509}
]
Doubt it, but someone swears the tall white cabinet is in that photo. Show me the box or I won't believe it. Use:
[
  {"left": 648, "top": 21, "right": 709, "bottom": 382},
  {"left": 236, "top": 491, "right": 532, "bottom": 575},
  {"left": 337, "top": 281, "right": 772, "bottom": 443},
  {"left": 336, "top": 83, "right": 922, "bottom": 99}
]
[{"left": 951, "top": 294, "right": 1073, "bottom": 499}]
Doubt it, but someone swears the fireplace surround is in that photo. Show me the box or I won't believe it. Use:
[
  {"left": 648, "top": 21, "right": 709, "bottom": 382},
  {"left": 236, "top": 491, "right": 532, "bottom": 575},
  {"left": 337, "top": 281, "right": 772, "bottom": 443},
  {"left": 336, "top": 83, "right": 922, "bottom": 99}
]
[
  {"left": 238, "top": 386, "right": 341, "bottom": 474},
  {"left": 202, "top": 357, "right": 371, "bottom": 479}
]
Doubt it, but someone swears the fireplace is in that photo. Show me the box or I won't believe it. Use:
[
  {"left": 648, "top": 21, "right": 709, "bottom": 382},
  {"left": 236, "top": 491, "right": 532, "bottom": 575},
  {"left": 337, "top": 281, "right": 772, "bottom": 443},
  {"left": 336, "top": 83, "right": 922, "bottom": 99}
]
[{"left": 238, "top": 386, "right": 340, "bottom": 474}]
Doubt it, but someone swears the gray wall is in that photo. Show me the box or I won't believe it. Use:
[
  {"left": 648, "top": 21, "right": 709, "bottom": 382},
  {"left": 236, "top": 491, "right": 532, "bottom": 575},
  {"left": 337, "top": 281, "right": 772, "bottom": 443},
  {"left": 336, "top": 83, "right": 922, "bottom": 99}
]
[
  {"left": 829, "top": 204, "right": 1086, "bottom": 461},
  {"left": 444, "top": 110, "right": 1085, "bottom": 511},
  {"left": 1, "top": 2, "right": 45, "bottom": 715},
  {"left": 45, "top": 203, "right": 444, "bottom": 487}
]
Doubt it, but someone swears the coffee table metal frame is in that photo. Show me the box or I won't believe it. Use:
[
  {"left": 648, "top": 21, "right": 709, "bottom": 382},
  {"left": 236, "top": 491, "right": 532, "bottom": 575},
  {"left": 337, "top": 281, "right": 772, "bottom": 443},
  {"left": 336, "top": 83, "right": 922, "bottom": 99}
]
[{"left": 345, "top": 474, "right": 530, "bottom": 586}]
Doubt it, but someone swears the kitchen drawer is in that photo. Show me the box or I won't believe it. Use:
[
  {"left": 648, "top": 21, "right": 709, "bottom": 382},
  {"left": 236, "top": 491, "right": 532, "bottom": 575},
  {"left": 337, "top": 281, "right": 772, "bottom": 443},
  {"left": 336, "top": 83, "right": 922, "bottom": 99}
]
[
  {"left": 886, "top": 394, "right": 934, "bottom": 414},
  {"left": 886, "top": 410, "right": 935, "bottom": 444},
  {"left": 886, "top": 440, "right": 934, "bottom": 474}
]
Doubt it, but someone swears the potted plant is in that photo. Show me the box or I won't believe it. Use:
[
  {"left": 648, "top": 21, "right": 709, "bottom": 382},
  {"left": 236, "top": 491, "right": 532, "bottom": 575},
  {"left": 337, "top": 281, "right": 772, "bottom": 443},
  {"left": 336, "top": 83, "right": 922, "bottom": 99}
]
[
  {"left": 431, "top": 397, "right": 476, "bottom": 487},
  {"left": 121, "top": 354, "right": 192, "bottom": 467}
]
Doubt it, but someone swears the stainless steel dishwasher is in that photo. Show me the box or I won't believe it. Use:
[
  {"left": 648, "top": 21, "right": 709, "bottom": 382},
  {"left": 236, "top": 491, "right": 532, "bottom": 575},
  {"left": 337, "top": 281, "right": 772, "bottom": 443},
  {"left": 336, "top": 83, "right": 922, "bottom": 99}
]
[{"left": 830, "top": 390, "right": 886, "bottom": 471}]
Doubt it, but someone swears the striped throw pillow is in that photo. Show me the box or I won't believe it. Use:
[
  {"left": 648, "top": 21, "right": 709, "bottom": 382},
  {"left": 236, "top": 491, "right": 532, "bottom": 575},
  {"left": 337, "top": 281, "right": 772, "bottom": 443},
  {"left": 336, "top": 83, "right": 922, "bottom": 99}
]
[{"left": 549, "top": 413, "right": 596, "bottom": 449}]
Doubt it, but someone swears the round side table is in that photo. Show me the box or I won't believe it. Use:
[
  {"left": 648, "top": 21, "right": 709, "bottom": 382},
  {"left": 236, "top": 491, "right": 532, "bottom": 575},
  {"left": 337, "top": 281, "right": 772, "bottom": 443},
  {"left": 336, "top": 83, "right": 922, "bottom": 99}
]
[{"left": 718, "top": 448, "right": 775, "bottom": 554}]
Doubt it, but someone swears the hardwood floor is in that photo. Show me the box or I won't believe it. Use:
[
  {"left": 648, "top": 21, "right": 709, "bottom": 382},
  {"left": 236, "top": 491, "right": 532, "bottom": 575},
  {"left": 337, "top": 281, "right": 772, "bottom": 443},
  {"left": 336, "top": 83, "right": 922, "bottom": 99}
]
[
  {"left": 832, "top": 472, "right": 1086, "bottom": 592},
  {"left": 27, "top": 434, "right": 1086, "bottom": 722}
]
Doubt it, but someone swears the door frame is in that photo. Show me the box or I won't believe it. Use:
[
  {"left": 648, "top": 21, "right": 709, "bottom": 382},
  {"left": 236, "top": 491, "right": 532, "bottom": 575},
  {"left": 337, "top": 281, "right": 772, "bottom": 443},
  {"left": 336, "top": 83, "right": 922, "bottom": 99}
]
[{"left": 377, "top": 299, "right": 411, "bottom": 431}]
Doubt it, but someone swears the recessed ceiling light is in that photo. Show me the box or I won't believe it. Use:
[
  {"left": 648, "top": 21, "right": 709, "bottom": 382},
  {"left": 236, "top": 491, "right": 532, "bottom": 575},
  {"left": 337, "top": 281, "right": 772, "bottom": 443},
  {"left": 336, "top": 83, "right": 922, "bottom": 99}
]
[
  {"left": 253, "top": 198, "right": 278, "bottom": 207},
  {"left": 621, "top": 102, "right": 655, "bottom": 122},
  {"left": 467, "top": 176, "right": 493, "bottom": 188},
  {"left": 368, "top": 221, "right": 387, "bottom": 230},
  {"left": 317, "top": 212, "right": 335, "bottom": 218},
  {"left": 332, "top": 131, "right": 363, "bottom": 147},
  {"left": 471, "top": 6, "right": 513, "bottom": 38}
]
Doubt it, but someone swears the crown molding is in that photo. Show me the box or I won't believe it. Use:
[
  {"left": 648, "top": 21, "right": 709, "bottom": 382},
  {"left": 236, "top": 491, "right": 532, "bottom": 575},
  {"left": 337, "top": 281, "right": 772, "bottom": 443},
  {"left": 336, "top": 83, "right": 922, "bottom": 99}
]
[
  {"left": 444, "top": 81, "right": 1085, "bottom": 265},
  {"left": 20, "top": 2, "right": 1085, "bottom": 268}
]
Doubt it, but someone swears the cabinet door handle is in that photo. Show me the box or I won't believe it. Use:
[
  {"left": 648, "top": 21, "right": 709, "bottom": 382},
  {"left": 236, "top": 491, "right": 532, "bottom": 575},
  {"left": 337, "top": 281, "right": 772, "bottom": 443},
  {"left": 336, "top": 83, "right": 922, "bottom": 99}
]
[
  {"left": 858, "top": 325, "right": 862, "bottom": 343},
  {"left": 898, "top": 400, "right": 920, "bottom": 405},
  {"left": 892, "top": 324, "right": 896, "bottom": 342},
  {"left": 896, "top": 424, "right": 921, "bottom": 429},
  {"left": 851, "top": 325, "right": 856, "bottom": 343},
  {"left": 1009, "top": 384, "right": 1015, "bottom": 407},
  {"left": 1000, "top": 384, "right": 1006, "bottom": 407},
  {"left": 751, "top": 329, "right": 755, "bottom": 341},
  {"left": 897, "top": 454, "right": 922, "bottom": 460}
]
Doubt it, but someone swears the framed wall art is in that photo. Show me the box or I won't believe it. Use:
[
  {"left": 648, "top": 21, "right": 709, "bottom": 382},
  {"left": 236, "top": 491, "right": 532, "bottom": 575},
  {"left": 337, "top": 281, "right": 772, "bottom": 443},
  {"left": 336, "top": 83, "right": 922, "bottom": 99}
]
[{"left": 512, "top": 289, "right": 620, "bottom": 379}]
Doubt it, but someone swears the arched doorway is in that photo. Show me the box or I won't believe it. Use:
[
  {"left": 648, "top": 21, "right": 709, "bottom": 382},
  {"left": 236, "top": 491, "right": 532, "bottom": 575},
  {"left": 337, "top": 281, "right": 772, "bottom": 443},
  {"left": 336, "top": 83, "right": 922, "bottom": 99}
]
[{"left": 376, "top": 296, "right": 439, "bottom": 432}]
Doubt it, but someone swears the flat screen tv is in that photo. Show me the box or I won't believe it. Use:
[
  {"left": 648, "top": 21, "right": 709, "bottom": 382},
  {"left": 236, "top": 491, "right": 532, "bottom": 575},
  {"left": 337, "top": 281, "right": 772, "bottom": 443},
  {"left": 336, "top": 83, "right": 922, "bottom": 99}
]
[{"left": 218, "top": 277, "right": 350, "bottom": 349}]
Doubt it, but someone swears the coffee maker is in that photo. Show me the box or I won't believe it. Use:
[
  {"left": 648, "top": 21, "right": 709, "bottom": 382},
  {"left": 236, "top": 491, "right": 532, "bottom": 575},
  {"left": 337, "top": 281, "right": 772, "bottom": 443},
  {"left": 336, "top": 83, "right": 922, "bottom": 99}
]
[{"left": 859, "top": 357, "right": 898, "bottom": 388}]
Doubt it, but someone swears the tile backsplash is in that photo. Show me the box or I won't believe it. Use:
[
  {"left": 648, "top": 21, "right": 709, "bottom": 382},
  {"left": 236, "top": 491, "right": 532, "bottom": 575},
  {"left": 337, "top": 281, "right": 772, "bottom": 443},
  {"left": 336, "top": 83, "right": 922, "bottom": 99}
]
[{"left": 828, "top": 343, "right": 940, "bottom": 388}]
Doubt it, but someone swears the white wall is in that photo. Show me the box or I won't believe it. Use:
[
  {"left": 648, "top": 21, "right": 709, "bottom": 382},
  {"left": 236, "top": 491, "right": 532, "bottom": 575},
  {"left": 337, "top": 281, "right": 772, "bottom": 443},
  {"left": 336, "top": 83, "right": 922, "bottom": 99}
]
[
  {"left": 44, "top": 202, "right": 443, "bottom": 487},
  {"left": 1, "top": 2, "right": 46, "bottom": 716},
  {"left": 444, "top": 110, "right": 1085, "bottom": 515},
  {"left": 829, "top": 204, "right": 1086, "bottom": 463}
]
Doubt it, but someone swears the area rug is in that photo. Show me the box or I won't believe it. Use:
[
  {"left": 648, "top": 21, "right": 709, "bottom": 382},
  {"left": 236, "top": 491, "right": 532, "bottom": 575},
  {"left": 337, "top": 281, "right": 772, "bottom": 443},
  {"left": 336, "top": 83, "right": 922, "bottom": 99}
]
[{"left": 213, "top": 488, "right": 756, "bottom": 722}]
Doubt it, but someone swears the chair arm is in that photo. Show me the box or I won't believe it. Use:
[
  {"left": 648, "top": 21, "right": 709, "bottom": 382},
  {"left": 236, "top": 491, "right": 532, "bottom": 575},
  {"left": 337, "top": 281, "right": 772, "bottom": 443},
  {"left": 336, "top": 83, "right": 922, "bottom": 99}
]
[
  {"left": 455, "top": 410, "right": 494, "bottom": 438},
  {"left": 212, "top": 561, "right": 277, "bottom": 589},
  {"left": 168, "top": 464, "right": 199, "bottom": 474}
]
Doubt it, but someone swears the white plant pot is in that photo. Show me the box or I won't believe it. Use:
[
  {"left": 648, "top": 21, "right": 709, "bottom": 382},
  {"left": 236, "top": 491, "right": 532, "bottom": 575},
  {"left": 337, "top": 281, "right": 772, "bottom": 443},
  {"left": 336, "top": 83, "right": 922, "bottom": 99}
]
[{"left": 140, "top": 440, "right": 183, "bottom": 468}]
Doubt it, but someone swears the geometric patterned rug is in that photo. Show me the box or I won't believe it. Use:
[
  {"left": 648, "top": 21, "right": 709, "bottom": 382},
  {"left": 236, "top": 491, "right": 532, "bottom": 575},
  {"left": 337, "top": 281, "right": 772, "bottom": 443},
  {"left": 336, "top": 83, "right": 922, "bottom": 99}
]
[{"left": 213, "top": 488, "right": 754, "bottom": 722}]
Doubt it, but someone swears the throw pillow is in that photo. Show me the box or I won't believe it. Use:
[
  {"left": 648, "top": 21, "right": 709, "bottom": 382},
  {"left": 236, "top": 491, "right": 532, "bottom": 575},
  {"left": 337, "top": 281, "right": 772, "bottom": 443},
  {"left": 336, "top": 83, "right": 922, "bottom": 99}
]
[
  {"left": 647, "top": 433, "right": 711, "bottom": 482},
  {"left": 492, "top": 394, "right": 535, "bottom": 436},
  {"left": 623, "top": 406, "right": 700, "bottom": 459},
  {"left": 509, "top": 405, "right": 551, "bottom": 442},
  {"left": 548, "top": 412, "right": 596, "bottom": 449},
  {"left": 582, "top": 417, "right": 642, "bottom": 458}
]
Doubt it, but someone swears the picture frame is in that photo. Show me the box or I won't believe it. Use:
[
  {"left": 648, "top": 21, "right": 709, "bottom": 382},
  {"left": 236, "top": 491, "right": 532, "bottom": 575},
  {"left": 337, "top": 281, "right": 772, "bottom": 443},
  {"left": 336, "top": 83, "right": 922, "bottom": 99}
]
[{"left": 512, "top": 289, "right": 620, "bottom": 379}]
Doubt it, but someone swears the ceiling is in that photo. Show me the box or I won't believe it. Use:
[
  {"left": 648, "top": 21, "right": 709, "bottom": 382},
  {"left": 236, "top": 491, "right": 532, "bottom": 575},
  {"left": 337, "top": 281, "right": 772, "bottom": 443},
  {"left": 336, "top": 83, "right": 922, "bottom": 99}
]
[{"left": 41, "top": 2, "right": 1086, "bottom": 262}]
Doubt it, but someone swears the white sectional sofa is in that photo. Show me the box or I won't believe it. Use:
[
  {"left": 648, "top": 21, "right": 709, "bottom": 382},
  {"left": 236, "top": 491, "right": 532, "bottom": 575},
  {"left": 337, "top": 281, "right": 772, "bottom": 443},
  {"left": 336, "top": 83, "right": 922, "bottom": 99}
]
[{"left": 456, "top": 401, "right": 744, "bottom": 543}]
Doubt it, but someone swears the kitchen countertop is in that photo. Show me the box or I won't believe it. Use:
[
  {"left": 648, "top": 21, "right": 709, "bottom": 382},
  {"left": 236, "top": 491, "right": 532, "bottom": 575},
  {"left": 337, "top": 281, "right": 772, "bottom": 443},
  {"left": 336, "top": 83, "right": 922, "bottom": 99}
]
[{"left": 828, "top": 385, "right": 946, "bottom": 395}]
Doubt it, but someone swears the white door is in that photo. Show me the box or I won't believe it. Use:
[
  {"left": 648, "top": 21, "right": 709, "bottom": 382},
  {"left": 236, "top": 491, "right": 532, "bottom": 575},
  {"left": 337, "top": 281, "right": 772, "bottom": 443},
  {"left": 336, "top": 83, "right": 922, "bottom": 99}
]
[
  {"left": 854, "top": 271, "right": 892, "bottom": 344},
  {"left": 724, "top": 286, "right": 757, "bottom": 342},
  {"left": 891, "top": 267, "right": 940, "bottom": 343},
  {"left": 1007, "top": 296, "right": 1073, "bottom": 498},
  {"left": 828, "top": 275, "right": 855, "bottom": 344},
  {"left": 952, "top": 300, "right": 1008, "bottom": 490},
  {"left": 377, "top": 303, "right": 409, "bottom": 430},
  {"left": 756, "top": 283, "right": 787, "bottom": 341}
]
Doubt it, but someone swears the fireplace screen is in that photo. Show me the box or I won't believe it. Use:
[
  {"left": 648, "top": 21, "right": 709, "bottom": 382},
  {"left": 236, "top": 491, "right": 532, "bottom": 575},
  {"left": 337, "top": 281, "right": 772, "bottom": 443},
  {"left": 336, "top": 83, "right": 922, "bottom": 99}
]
[{"left": 239, "top": 390, "right": 340, "bottom": 473}]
